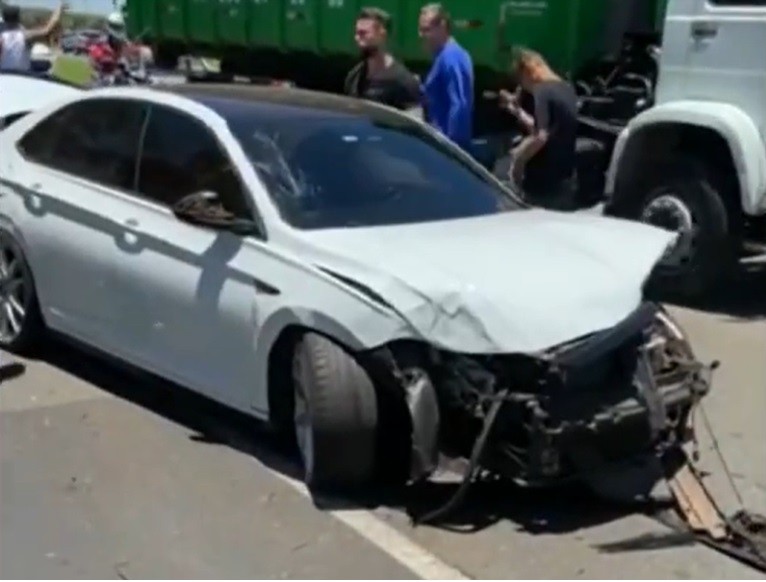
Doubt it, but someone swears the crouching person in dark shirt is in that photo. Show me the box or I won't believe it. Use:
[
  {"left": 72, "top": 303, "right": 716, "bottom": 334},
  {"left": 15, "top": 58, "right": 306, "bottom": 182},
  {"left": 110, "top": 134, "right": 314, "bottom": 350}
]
[
  {"left": 498, "top": 48, "right": 578, "bottom": 211},
  {"left": 344, "top": 7, "right": 421, "bottom": 111}
]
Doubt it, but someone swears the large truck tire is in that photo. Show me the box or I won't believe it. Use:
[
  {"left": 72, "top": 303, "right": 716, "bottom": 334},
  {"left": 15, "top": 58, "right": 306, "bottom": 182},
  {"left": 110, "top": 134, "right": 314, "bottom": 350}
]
[
  {"left": 291, "top": 332, "right": 378, "bottom": 491},
  {"left": 611, "top": 156, "right": 735, "bottom": 299}
]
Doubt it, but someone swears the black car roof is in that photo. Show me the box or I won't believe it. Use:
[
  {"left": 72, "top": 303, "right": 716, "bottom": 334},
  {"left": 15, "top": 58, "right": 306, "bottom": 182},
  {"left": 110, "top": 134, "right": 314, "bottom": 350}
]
[{"left": 158, "top": 83, "right": 408, "bottom": 125}]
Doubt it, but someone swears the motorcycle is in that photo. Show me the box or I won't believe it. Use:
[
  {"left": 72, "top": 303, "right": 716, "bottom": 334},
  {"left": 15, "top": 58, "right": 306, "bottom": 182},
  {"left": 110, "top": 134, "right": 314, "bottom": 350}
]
[{"left": 91, "top": 58, "right": 153, "bottom": 87}]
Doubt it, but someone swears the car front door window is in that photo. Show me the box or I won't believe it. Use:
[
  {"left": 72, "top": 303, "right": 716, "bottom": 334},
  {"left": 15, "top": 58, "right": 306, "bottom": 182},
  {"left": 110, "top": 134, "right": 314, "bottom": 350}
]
[
  {"left": 101, "top": 103, "right": 266, "bottom": 409},
  {"left": 137, "top": 105, "right": 252, "bottom": 219}
]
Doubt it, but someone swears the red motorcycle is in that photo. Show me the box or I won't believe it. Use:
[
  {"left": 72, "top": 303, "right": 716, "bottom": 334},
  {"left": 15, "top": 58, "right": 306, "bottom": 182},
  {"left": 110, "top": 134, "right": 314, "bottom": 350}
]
[{"left": 88, "top": 40, "right": 149, "bottom": 86}]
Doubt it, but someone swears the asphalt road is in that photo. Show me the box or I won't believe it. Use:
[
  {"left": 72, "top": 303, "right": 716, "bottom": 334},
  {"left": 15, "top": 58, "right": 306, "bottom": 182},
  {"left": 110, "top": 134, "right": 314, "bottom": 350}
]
[{"left": 1, "top": 286, "right": 765, "bottom": 579}]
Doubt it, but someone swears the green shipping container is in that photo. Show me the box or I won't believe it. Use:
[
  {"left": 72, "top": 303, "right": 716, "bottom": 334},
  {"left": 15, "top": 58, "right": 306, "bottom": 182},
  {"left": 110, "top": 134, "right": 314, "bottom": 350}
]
[
  {"left": 248, "top": 0, "right": 283, "bottom": 49},
  {"left": 124, "top": 0, "right": 146, "bottom": 39},
  {"left": 319, "top": 0, "right": 360, "bottom": 55},
  {"left": 284, "top": 0, "right": 319, "bottom": 52},
  {"left": 157, "top": 0, "right": 185, "bottom": 41},
  {"left": 218, "top": 0, "right": 249, "bottom": 46},
  {"left": 497, "top": 0, "right": 613, "bottom": 77},
  {"left": 127, "top": 0, "right": 669, "bottom": 79},
  {"left": 186, "top": 0, "right": 219, "bottom": 45}
]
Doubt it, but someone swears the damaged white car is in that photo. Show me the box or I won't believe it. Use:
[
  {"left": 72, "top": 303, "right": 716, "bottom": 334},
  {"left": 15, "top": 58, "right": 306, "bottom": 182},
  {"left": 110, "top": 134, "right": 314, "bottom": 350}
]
[{"left": 0, "top": 74, "right": 711, "bottom": 497}]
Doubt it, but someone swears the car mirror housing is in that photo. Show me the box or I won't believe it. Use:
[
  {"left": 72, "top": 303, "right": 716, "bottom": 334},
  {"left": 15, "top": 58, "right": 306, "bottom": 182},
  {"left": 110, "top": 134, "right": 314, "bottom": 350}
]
[{"left": 172, "top": 191, "right": 260, "bottom": 237}]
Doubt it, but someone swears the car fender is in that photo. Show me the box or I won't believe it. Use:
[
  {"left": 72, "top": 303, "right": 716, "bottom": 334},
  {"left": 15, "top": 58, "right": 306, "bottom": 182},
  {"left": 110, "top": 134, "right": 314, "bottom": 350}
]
[
  {"left": 245, "top": 259, "right": 417, "bottom": 415},
  {"left": 605, "top": 101, "right": 766, "bottom": 215},
  {"left": 0, "top": 212, "right": 30, "bottom": 262}
]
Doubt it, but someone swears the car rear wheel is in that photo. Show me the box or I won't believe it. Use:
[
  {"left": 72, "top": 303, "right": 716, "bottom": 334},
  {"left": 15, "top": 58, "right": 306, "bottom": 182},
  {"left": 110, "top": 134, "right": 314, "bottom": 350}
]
[
  {"left": 0, "top": 229, "right": 45, "bottom": 354},
  {"left": 291, "top": 332, "right": 378, "bottom": 491}
]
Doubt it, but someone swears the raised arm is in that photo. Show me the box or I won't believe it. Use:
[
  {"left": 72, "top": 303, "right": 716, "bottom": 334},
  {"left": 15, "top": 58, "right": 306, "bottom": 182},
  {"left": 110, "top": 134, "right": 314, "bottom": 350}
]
[{"left": 24, "top": 2, "right": 67, "bottom": 45}]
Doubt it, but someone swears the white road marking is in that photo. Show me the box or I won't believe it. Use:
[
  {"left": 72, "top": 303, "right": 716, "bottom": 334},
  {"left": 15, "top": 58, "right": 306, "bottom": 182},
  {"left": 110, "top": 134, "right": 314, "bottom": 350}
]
[{"left": 262, "top": 465, "right": 470, "bottom": 580}]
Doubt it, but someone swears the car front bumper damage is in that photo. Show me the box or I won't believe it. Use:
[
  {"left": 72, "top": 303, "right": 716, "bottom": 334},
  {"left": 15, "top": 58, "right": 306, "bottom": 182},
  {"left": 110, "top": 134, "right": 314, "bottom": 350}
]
[
  {"left": 376, "top": 302, "right": 704, "bottom": 488},
  {"left": 368, "top": 302, "right": 766, "bottom": 572}
]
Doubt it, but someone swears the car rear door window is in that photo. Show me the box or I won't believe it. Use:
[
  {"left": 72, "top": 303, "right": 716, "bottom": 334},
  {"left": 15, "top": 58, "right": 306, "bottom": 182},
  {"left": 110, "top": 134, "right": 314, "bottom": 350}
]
[
  {"left": 18, "top": 98, "right": 147, "bottom": 191},
  {"left": 136, "top": 105, "right": 251, "bottom": 219}
]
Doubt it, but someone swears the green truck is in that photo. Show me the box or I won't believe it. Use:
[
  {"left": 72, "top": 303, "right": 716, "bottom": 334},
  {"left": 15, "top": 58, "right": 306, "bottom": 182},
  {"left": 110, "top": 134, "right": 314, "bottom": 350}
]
[
  {"left": 123, "top": 1, "right": 674, "bottom": 201},
  {"left": 122, "top": 0, "right": 766, "bottom": 300},
  {"left": 124, "top": 0, "right": 671, "bottom": 215},
  {"left": 126, "top": 0, "right": 667, "bottom": 109}
]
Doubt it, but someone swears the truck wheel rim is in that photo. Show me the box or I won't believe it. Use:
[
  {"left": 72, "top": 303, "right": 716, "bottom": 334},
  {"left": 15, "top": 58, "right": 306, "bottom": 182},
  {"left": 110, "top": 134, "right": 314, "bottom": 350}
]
[
  {"left": 641, "top": 194, "right": 696, "bottom": 269},
  {"left": 0, "top": 242, "right": 29, "bottom": 344},
  {"left": 292, "top": 357, "right": 315, "bottom": 482}
]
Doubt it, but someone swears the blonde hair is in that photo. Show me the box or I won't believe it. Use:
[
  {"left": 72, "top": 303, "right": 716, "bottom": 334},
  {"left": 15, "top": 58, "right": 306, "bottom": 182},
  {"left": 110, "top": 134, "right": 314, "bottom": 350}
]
[
  {"left": 420, "top": 3, "right": 451, "bottom": 30},
  {"left": 511, "top": 47, "right": 561, "bottom": 82}
]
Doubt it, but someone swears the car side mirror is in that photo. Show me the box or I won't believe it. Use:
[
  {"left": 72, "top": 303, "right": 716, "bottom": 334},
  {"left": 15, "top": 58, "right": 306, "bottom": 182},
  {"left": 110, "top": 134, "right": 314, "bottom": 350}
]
[{"left": 172, "top": 191, "right": 261, "bottom": 237}]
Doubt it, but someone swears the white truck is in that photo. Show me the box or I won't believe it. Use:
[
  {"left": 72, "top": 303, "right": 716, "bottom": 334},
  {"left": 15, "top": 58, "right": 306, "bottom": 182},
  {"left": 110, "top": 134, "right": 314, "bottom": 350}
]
[{"left": 603, "top": 0, "right": 766, "bottom": 297}]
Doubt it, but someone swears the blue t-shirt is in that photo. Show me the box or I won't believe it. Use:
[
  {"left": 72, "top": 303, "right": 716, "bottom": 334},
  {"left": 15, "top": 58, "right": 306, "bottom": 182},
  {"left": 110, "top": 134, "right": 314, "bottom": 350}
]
[{"left": 423, "top": 38, "right": 474, "bottom": 151}]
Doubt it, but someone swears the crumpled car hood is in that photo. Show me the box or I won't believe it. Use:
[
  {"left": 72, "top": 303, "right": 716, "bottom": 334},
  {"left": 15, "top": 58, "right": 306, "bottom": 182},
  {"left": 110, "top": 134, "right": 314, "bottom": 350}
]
[{"left": 297, "top": 209, "right": 676, "bottom": 354}]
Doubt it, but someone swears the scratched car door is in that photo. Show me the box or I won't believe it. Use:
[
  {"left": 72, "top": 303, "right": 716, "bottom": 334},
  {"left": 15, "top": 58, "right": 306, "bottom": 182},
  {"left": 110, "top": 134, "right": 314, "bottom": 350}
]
[{"left": 109, "top": 103, "right": 264, "bottom": 407}]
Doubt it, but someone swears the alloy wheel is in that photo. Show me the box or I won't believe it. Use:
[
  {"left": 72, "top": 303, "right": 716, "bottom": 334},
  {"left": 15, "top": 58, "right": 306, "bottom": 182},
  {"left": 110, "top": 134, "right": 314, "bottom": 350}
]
[{"left": 0, "top": 241, "right": 29, "bottom": 344}]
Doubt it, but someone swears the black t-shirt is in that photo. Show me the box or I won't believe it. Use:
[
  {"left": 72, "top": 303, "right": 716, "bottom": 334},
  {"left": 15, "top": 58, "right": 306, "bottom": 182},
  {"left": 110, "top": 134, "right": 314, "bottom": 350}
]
[
  {"left": 519, "top": 80, "right": 578, "bottom": 193},
  {"left": 344, "top": 58, "right": 421, "bottom": 111}
]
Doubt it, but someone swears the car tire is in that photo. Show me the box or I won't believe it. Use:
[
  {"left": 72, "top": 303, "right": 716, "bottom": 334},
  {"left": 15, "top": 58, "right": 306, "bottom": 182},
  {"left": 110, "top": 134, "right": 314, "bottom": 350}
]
[
  {"left": 292, "top": 332, "right": 378, "bottom": 491},
  {"left": 0, "top": 228, "right": 45, "bottom": 355},
  {"left": 611, "top": 156, "right": 735, "bottom": 299}
]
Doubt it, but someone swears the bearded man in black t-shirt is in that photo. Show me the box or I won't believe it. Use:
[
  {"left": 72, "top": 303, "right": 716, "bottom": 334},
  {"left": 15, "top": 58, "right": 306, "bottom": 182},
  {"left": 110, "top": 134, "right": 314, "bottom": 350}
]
[{"left": 344, "top": 7, "right": 421, "bottom": 112}]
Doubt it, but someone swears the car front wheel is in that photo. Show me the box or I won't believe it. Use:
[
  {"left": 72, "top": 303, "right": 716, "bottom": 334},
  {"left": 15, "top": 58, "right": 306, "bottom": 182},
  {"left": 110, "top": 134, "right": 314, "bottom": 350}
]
[{"left": 291, "top": 332, "right": 378, "bottom": 491}]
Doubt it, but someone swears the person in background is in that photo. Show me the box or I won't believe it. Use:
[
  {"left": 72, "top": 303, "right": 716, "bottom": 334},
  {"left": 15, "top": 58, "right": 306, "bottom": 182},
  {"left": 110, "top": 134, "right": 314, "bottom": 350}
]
[
  {"left": 88, "top": 11, "right": 131, "bottom": 82},
  {"left": 0, "top": 2, "right": 66, "bottom": 72},
  {"left": 344, "top": 7, "right": 421, "bottom": 111},
  {"left": 418, "top": 3, "right": 473, "bottom": 152},
  {"left": 498, "top": 47, "right": 578, "bottom": 210}
]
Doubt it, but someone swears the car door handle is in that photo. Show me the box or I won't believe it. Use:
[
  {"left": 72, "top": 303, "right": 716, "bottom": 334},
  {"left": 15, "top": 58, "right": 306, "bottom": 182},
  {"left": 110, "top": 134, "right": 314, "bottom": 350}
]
[
  {"left": 691, "top": 20, "right": 718, "bottom": 40},
  {"left": 120, "top": 218, "right": 142, "bottom": 245}
]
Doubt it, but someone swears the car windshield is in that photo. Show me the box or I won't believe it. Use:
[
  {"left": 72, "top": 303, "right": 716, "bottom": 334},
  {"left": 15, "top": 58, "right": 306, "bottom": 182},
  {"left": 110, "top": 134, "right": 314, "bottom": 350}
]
[{"left": 226, "top": 107, "right": 521, "bottom": 230}]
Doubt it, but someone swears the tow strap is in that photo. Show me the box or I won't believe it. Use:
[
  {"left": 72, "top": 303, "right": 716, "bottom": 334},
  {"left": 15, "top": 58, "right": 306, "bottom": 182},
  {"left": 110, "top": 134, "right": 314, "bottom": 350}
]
[
  {"left": 412, "top": 363, "right": 766, "bottom": 574},
  {"left": 652, "top": 423, "right": 766, "bottom": 573}
]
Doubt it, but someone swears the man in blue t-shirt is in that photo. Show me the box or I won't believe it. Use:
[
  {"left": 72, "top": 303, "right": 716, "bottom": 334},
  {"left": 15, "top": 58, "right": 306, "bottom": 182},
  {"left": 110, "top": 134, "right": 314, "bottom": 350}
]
[{"left": 418, "top": 3, "right": 474, "bottom": 152}]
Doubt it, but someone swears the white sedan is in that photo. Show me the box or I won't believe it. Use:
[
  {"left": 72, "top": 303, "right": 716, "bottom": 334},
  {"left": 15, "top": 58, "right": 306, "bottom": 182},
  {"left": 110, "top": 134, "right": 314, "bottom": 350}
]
[{"left": 0, "top": 72, "right": 709, "bottom": 495}]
